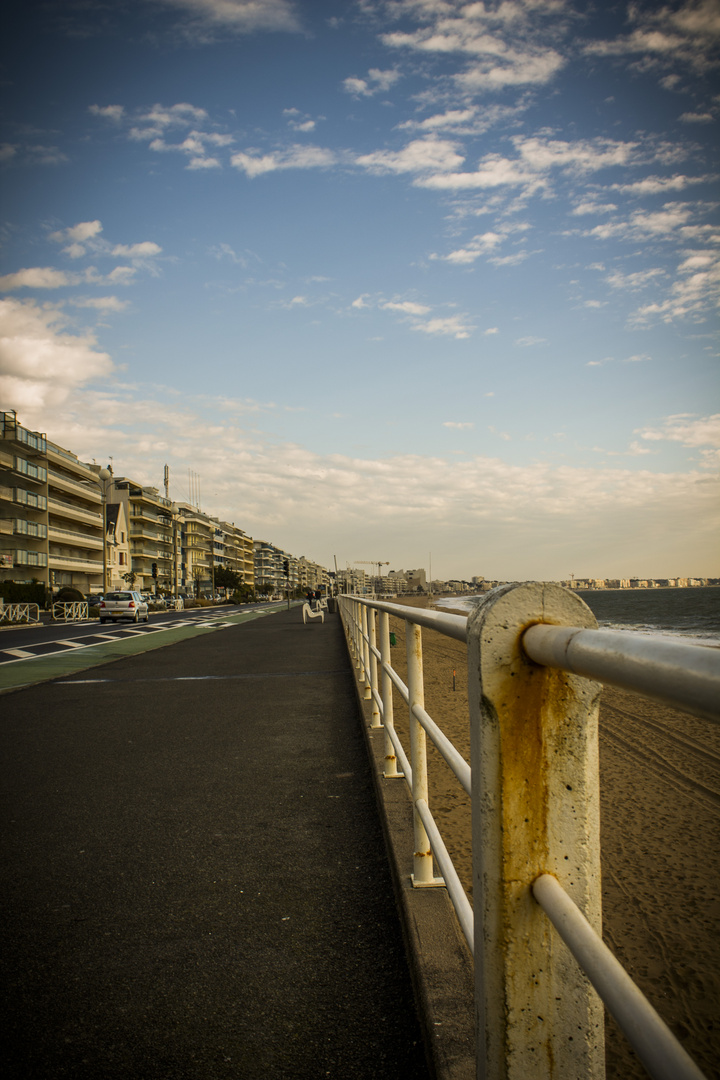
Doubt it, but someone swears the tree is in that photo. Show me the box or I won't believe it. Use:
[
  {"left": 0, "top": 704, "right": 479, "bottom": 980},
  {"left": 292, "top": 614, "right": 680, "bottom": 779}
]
[
  {"left": 214, "top": 566, "right": 241, "bottom": 593},
  {"left": 122, "top": 569, "right": 137, "bottom": 588}
]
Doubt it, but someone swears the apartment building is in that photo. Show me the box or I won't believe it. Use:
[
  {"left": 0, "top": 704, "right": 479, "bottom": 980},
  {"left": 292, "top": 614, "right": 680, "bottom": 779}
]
[
  {"left": 46, "top": 441, "right": 104, "bottom": 593},
  {"left": 213, "top": 519, "right": 255, "bottom": 588},
  {"left": 253, "top": 540, "right": 298, "bottom": 595},
  {"left": 110, "top": 478, "right": 174, "bottom": 594},
  {"left": 297, "top": 555, "right": 329, "bottom": 594},
  {"left": 1, "top": 410, "right": 110, "bottom": 595},
  {"left": 0, "top": 411, "right": 49, "bottom": 587}
]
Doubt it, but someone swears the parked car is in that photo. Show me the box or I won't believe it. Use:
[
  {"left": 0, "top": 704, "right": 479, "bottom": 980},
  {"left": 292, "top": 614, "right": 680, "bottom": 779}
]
[
  {"left": 98, "top": 590, "right": 149, "bottom": 624},
  {"left": 87, "top": 594, "right": 104, "bottom": 606}
]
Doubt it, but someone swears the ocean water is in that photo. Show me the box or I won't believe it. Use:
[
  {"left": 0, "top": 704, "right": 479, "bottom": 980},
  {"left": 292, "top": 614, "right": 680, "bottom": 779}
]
[{"left": 439, "top": 586, "right": 720, "bottom": 642}]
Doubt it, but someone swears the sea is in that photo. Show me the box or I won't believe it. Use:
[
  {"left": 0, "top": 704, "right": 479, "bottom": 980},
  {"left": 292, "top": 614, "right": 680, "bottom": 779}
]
[{"left": 438, "top": 586, "right": 720, "bottom": 643}]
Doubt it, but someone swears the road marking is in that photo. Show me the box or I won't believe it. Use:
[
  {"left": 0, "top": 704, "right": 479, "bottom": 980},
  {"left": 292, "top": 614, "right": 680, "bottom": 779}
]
[
  {"left": 4, "top": 648, "right": 36, "bottom": 658},
  {"left": 56, "top": 639, "right": 86, "bottom": 648}
]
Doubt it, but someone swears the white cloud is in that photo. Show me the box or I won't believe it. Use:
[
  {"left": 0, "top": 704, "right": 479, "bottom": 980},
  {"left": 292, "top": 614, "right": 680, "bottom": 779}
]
[
  {"left": 635, "top": 412, "right": 720, "bottom": 468},
  {"left": 412, "top": 315, "right": 473, "bottom": 339},
  {"left": 515, "top": 335, "right": 546, "bottom": 347},
  {"left": 111, "top": 242, "right": 163, "bottom": 258},
  {"left": 605, "top": 267, "right": 666, "bottom": 289},
  {"left": 679, "top": 110, "right": 715, "bottom": 122},
  {"left": 231, "top": 144, "right": 337, "bottom": 177},
  {"left": 0, "top": 267, "right": 76, "bottom": 291},
  {"left": 88, "top": 104, "right": 125, "bottom": 122},
  {"left": 343, "top": 68, "right": 401, "bottom": 97},
  {"left": 609, "top": 174, "right": 710, "bottom": 195},
  {"left": 0, "top": 298, "right": 114, "bottom": 410},
  {"left": 381, "top": 300, "right": 431, "bottom": 315},
  {"left": 356, "top": 136, "right": 464, "bottom": 175},
  {"left": 154, "top": 0, "right": 301, "bottom": 34},
  {"left": 128, "top": 103, "right": 210, "bottom": 141},
  {"left": 70, "top": 296, "right": 130, "bottom": 312},
  {"left": 583, "top": 0, "right": 720, "bottom": 72},
  {"left": 443, "top": 421, "right": 474, "bottom": 429}
]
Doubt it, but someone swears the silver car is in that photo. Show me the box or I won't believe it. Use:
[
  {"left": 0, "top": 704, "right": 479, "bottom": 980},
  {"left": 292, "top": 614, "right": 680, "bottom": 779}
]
[{"left": 98, "top": 590, "right": 149, "bottom": 624}]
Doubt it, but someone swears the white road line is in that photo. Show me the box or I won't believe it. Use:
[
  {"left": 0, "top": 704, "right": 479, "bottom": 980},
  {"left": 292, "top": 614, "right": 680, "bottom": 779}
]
[
  {"left": 4, "top": 648, "right": 36, "bottom": 658},
  {"left": 56, "top": 639, "right": 86, "bottom": 649}
]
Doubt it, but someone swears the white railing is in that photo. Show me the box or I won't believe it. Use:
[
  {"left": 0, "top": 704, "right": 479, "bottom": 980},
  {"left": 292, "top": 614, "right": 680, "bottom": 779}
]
[
  {"left": 52, "top": 601, "right": 89, "bottom": 622},
  {"left": 0, "top": 602, "right": 40, "bottom": 624},
  {"left": 339, "top": 582, "right": 718, "bottom": 1080}
]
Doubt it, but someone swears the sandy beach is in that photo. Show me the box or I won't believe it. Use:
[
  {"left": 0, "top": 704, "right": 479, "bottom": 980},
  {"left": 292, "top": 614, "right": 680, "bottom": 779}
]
[{"left": 382, "top": 597, "right": 720, "bottom": 1080}]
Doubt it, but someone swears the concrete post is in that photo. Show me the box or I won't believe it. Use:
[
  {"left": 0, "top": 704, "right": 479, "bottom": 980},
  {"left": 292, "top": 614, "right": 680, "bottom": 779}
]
[
  {"left": 361, "top": 604, "right": 370, "bottom": 696},
  {"left": 379, "top": 611, "right": 402, "bottom": 777},
  {"left": 466, "top": 582, "right": 605, "bottom": 1080},
  {"left": 406, "top": 620, "right": 435, "bottom": 886},
  {"left": 368, "top": 607, "right": 381, "bottom": 725}
]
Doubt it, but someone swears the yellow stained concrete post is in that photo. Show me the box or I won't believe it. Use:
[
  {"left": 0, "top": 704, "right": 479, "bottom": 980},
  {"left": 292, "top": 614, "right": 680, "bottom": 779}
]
[
  {"left": 466, "top": 582, "right": 605, "bottom": 1080},
  {"left": 368, "top": 607, "right": 381, "bottom": 724}
]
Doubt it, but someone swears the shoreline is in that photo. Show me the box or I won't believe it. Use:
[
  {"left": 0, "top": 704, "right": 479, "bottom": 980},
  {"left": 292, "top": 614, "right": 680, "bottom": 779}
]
[{"left": 381, "top": 596, "right": 720, "bottom": 1079}]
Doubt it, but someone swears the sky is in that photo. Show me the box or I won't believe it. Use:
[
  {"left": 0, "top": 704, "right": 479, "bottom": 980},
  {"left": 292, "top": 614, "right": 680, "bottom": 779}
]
[{"left": 1, "top": 0, "right": 718, "bottom": 582}]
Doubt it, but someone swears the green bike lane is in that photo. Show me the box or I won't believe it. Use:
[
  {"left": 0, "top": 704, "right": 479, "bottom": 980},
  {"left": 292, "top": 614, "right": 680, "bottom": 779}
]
[{"left": 0, "top": 606, "right": 287, "bottom": 695}]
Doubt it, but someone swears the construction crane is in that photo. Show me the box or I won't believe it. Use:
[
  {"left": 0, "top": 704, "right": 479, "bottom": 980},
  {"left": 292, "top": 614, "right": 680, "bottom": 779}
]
[{"left": 354, "top": 560, "right": 389, "bottom": 577}]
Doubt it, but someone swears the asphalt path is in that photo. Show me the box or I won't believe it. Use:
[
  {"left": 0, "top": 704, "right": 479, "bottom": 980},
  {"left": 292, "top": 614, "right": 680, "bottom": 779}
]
[{"left": 1, "top": 606, "right": 431, "bottom": 1079}]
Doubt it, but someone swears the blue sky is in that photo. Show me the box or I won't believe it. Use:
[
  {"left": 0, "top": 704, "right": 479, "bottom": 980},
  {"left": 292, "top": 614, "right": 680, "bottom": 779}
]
[{"left": 1, "top": 0, "right": 718, "bottom": 581}]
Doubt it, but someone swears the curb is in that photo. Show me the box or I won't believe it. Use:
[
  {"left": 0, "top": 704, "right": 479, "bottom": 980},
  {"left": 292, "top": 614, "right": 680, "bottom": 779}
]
[{"left": 346, "top": 635, "right": 476, "bottom": 1080}]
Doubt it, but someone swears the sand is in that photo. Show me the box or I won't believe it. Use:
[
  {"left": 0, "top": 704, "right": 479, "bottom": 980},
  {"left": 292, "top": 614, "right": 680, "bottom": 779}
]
[{"left": 381, "top": 597, "right": 720, "bottom": 1080}]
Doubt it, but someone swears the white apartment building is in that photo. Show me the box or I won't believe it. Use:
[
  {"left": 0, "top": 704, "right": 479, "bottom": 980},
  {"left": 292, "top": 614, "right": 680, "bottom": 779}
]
[
  {"left": 1, "top": 410, "right": 109, "bottom": 595},
  {"left": 110, "top": 478, "right": 174, "bottom": 594}
]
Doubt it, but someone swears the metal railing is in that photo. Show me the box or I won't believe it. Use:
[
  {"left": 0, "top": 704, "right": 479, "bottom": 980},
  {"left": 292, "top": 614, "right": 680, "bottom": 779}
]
[
  {"left": 339, "top": 582, "right": 718, "bottom": 1080},
  {"left": 0, "top": 602, "right": 40, "bottom": 625},
  {"left": 52, "top": 601, "right": 89, "bottom": 622}
]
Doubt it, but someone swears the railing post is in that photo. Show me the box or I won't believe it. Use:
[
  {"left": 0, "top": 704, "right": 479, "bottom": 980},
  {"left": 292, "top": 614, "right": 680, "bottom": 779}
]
[
  {"left": 360, "top": 604, "right": 370, "bottom": 694},
  {"left": 368, "top": 606, "right": 381, "bottom": 724},
  {"left": 406, "top": 620, "right": 442, "bottom": 887},
  {"left": 380, "top": 611, "right": 402, "bottom": 776},
  {"left": 467, "top": 582, "right": 604, "bottom": 1079}
]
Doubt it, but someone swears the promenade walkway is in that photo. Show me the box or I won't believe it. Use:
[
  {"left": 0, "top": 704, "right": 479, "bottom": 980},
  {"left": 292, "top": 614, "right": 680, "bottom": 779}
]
[{"left": 1, "top": 607, "right": 432, "bottom": 1080}]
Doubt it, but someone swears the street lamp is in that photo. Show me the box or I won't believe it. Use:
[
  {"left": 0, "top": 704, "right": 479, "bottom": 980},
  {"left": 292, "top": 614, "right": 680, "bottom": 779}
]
[
  {"left": 98, "top": 467, "right": 112, "bottom": 594},
  {"left": 171, "top": 502, "right": 178, "bottom": 602}
]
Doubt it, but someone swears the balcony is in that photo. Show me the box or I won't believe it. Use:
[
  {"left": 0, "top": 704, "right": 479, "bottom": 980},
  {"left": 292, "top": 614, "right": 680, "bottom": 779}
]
[
  {"left": 49, "top": 553, "right": 102, "bottom": 572},
  {"left": 14, "top": 549, "right": 49, "bottom": 568},
  {"left": 48, "top": 498, "right": 102, "bottom": 527},
  {"left": 48, "top": 525, "right": 102, "bottom": 549},
  {"left": 48, "top": 469, "right": 100, "bottom": 502}
]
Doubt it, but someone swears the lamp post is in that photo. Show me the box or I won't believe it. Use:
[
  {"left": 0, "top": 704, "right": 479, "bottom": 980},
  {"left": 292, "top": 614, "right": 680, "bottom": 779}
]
[
  {"left": 98, "top": 467, "right": 112, "bottom": 594},
  {"left": 171, "top": 502, "right": 178, "bottom": 603}
]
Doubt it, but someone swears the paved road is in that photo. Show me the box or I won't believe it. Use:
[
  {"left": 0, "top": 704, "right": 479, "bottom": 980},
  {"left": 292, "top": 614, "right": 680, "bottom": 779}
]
[
  {"left": 0, "top": 605, "right": 288, "bottom": 694},
  {"left": 1, "top": 606, "right": 431, "bottom": 1079}
]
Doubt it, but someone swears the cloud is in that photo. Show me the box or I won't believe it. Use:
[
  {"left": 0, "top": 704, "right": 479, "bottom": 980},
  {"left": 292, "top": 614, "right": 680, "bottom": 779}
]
[
  {"left": 111, "top": 242, "right": 163, "bottom": 258},
  {"left": 343, "top": 68, "right": 401, "bottom": 97},
  {"left": 70, "top": 296, "right": 130, "bottom": 312},
  {"left": 629, "top": 248, "right": 720, "bottom": 325},
  {"left": 88, "top": 104, "right": 125, "bottom": 122},
  {"left": 635, "top": 412, "right": 720, "bottom": 468},
  {"left": 515, "top": 335, "right": 546, "bottom": 347},
  {"left": 605, "top": 267, "right": 666, "bottom": 289},
  {"left": 356, "top": 136, "right": 464, "bottom": 175},
  {"left": 381, "top": 300, "right": 431, "bottom": 315},
  {"left": 231, "top": 144, "right": 337, "bottom": 177},
  {"left": 10, "top": 386, "right": 719, "bottom": 579},
  {"left": 0, "top": 298, "right": 114, "bottom": 410},
  {"left": 609, "top": 174, "right": 710, "bottom": 195},
  {"left": 153, "top": 0, "right": 302, "bottom": 35},
  {"left": 128, "top": 103, "right": 210, "bottom": 141},
  {"left": 0, "top": 267, "right": 77, "bottom": 291},
  {"left": 412, "top": 315, "right": 473, "bottom": 339},
  {"left": 583, "top": 0, "right": 720, "bottom": 73},
  {"left": 443, "top": 421, "right": 474, "bottom": 429},
  {"left": 679, "top": 110, "right": 715, "bottom": 122}
]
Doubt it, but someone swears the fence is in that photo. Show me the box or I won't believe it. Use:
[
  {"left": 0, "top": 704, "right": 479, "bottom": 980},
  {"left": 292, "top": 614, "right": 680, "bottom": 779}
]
[
  {"left": 339, "top": 582, "right": 718, "bottom": 1080},
  {"left": 52, "top": 601, "right": 89, "bottom": 622},
  {"left": 0, "top": 602, "right": 40, "bottom": 625}
]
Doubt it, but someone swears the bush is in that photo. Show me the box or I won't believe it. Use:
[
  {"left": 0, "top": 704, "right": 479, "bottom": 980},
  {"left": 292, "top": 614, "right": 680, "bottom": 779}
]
[
  {"left": 0, "top": 580, "right": 46, "bottom": 606},
  {"left": 54, "top": 586, "right": 85, "bottom": 603}
]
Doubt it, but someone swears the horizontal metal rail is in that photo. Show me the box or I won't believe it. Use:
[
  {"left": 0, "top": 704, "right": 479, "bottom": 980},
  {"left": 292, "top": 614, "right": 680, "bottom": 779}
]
[
  {"left": 523, "top": 623, "right": 720, "bottom": 723},
  {"left": 533, "top": 874, "right": 706, "bottom": 1080}
]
